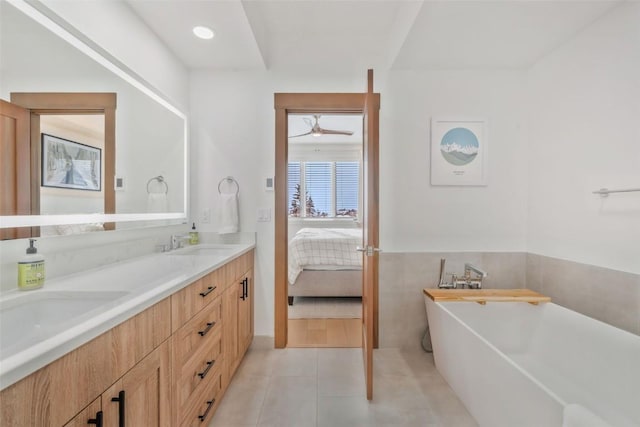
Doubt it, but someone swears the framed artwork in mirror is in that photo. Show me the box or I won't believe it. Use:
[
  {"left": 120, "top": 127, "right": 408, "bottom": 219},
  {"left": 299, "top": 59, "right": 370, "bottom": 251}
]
[
  {"left": 41, "top": 133, "right": 101, "bottom": 191},
  {"left": 430, "top": 117, "right": 488, "bottom": 186}
]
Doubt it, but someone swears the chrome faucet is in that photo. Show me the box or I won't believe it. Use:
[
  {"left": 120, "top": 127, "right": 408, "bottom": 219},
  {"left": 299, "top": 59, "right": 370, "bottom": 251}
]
[
  {"left": 461, "top": 263, "right": 488, "bottom": 289},
  {"left": 170, "top": 234, "right": 190, "bottom": 250},
  {"left": 437, "top": 258, "right": 456, "bottom": 289},
  {"left": 437, "top": 259, "right": 488, "bottom": 289}
]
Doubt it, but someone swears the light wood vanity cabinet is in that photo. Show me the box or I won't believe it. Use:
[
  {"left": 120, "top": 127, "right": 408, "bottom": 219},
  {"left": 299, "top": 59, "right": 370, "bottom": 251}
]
[
  {"left": 102, "top": 340, "right": 171, "bottom": 427},
  {"left": 224, "top": 268, "right": 254, "bottom": 380},
  {"left": 0, "top": 249, "right": 254, "bottom": 427},
  {"left": 62, "top": 340, "right": 171, "bottom": 427},
  {"left": 173, "top": 249, "right": 254, "bottom": 426},
  {"left": 0, "top": 298, "right": 171, "bottom": 427},
  {"left": 63, "top": 398, "right": 101, "bottom": 427}
]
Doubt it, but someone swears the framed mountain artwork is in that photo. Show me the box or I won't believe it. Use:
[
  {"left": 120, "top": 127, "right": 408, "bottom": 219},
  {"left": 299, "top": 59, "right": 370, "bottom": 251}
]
[{"left": 430, "top": 117, "right": 487, "bottom": 186}]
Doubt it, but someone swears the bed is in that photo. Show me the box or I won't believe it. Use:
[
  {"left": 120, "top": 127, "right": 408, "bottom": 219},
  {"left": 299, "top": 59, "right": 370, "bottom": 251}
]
[{"left": 288, "top": 227, "right": 363, "bottom": 305}]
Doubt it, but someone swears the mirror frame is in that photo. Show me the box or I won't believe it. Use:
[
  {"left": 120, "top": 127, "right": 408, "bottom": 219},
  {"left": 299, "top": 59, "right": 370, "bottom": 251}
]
[{"left": 0, "top": 0, "right": 188, "bottom": 230}]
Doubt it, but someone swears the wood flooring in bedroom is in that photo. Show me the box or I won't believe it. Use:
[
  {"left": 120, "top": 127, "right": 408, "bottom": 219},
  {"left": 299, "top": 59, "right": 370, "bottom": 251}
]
[{"left": 288, "top": 318, "right": 362, "bottom": 348}]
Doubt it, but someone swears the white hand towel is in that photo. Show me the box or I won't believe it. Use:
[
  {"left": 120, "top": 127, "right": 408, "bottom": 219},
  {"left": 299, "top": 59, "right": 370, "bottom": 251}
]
[
  {"left": 147, "top": 193, "right": 168, "bottom": 213},
  {"left": 217, "top": 192, "right": 239, "bottom": 234}
]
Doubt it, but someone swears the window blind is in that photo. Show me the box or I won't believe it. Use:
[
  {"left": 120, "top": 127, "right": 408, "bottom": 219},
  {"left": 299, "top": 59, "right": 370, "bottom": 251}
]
[
  {"left": 335, "top": 162, "right": 359, "bottom": 217},
  {"left": 288, "top": 162, "right": 301, "bottom": 216},
  {"left": 304, "top": 162, "right": 332, "bottom": 217},
  {"left": 287, "top": 161, "right": 360, "bottom": 218}
]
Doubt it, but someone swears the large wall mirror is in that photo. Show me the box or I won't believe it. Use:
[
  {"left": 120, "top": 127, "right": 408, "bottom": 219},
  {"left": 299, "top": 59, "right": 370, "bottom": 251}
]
[{"left": 0, "top": 1, "right": 187, "bottom": 239}]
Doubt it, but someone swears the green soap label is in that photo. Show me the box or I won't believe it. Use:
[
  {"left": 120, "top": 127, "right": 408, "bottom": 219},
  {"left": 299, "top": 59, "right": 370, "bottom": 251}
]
[{"left": 18, "top": 261, "right": 45, "bottom": 288}]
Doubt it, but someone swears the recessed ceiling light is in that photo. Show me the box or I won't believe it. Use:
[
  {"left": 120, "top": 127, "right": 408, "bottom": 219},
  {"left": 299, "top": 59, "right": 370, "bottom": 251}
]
[{"left": 193, "top": 26, "right": 214, "bottom": 40}]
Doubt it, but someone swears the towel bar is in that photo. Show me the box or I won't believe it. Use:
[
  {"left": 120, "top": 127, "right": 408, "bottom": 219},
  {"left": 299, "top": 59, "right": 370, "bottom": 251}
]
[
  {"left": 592, "top": 187, "right": 640, "bottom": 197},
  {"left": 146, "top": 175, "right": 168, "bottom": 194},
  {"left": 218, "top": 176, "right": 239, "bottom": 195}
]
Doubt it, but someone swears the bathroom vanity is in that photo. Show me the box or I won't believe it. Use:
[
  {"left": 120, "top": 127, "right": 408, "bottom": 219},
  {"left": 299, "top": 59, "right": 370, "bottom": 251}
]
[{"left": 0, "top": 244, "right": 254, "bottom": 426}]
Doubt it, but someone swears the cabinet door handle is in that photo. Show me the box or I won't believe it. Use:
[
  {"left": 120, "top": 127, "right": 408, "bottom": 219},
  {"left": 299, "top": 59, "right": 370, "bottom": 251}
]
[
  {"left": 199, "top": 286, "right": 216, "bottom": 298},
  {"left": 198, "top": 398, "right": 216, "bottom": 423},
  {"left": 88, "top": 411, "right": 103, "bottom": 427},
  {"left": 198, "top": 321, "right": 215, "bottom": 337},
  {"left": 197, "top": 360, "right": 215, "bottom": 379},
  {"left": 111, "top": 390, "right": 125, "bottom": 427},
  {"left": 240, "top": 278, "right": 248, "bottom": 300}
]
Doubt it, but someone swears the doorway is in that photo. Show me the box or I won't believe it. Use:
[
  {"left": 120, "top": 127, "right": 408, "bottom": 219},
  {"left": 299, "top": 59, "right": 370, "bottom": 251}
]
[
  {"left": 274, "top": 70, "right": 380, "bottom": 399},
  {"left": 286, "top": 112, "right": 364, "bottom": 348},
  {"left": 5, "top": 92, "right": 116, "bottom": 237}
]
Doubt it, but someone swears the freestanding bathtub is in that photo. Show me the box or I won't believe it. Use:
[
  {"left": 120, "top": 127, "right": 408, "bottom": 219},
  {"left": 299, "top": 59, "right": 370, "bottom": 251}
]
[{"left": 424, "top": 295, "right": 640, "bottom": 427}]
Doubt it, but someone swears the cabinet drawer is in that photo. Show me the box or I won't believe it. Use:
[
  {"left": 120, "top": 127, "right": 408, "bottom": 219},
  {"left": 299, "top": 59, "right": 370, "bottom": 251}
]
[
  {"left": 180, "top": 372, "right": 223, "bottom": 427},
  {"left": 171, "top": 269, "right": 222, "bottom": 332},
  {"left": 174, "top": 327, "right": 223, "bottom": 410},
  {"left": 173, "top": 296, "right": 222, "bottom": 367}
]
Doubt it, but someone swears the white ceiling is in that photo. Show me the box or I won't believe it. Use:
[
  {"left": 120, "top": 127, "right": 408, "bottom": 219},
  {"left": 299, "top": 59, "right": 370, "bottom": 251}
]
[{"left": 126, "top": 0, "right": 619, "bottom": 71}]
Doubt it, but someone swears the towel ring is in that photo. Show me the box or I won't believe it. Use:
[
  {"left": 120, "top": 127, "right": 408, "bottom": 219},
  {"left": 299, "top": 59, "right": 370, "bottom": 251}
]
[
  {"left": 218, "top": 176, "right": 239, "bottom": 195},
  {"left": 147, "top": 175, "right": 169, "bottom": 194}
]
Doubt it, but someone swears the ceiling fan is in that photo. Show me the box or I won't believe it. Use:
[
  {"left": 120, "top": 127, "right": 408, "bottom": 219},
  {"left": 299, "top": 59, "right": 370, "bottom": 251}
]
[{"left": 288, "top": 114, "right": 354, "bottom": 138}]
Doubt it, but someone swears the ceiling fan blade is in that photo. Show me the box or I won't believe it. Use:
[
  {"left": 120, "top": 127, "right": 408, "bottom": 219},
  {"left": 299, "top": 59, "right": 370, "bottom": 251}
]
[
  {"left": 319, "top": 128, "right": 354, "bottom": 136},
  {"left": 303, "top": 117, "right": 313, "bottom": 128},
  {"left": 288, "top": 131, "right": 313, "bottom": 138}
]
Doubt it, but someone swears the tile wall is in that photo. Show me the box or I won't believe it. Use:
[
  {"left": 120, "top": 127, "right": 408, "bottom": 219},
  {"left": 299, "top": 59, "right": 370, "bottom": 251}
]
[
  {"left": 379, "top": 252, "right": 639, "bottom": 349},
  {"left": 526, "top": 253, "right": 640, "bottom": 335}
]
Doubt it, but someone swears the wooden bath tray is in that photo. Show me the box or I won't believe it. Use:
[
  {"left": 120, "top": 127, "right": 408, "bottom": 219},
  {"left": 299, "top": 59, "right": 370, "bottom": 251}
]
[{"left": 423, "top": 288, "right": 550, "bottom": 305}]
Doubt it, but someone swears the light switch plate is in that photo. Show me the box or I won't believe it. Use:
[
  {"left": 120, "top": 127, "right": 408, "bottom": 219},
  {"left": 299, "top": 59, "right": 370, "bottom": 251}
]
[
  {"left": 257, "top": 207, "right": 271, "bottom": 222},
  {"left": 201, "top": 208, "right": 211, "bottom": 224}
]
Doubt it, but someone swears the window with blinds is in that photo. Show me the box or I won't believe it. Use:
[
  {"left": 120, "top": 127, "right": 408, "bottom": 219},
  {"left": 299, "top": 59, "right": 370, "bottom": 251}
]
[{"left": 288, "top": 161, "right": 360, "bottom": 218}]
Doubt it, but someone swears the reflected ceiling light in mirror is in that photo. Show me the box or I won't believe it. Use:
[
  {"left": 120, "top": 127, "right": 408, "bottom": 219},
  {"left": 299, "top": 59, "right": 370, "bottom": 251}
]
[{"left": 192, "top": 26, "right": 214, "bottom": 40}]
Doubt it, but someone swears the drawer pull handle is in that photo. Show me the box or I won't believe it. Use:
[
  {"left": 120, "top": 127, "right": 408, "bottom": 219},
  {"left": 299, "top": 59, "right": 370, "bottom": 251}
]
[
  {"left": 88, "top": 411, "right": 103, "bottom": 427},
  {"left": 111, "top": 390, "right": 125, "bottom": 427},
  {"left": 198, "top": 321, "right": 215, "bottom": 337},
  {"left": 199, "top": 286, "right": 216, "bottom": 298},
  {"left": 198, "top": 398, "right": 216, "bottom": 422},
  {"left": 197, "top": 360, "right": 215, "bottom": 379}
]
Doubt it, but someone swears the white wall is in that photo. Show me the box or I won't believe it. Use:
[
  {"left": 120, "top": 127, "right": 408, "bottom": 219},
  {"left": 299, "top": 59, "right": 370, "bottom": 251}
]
[
  {"left": 380, "top": 70, "right": 528, "bottom": 252},
  {"left": 190, "top": 68, "right": 529, "bottom": 336},
  {"left": 526, "top": 2, "right": 640, "bottom": 274},
  {"left": 190, "top": 69, "right": 371, "bottom": 336}
]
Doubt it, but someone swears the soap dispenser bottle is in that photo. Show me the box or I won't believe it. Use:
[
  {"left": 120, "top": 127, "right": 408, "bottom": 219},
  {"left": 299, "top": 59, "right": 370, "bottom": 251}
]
[
  {"left": 189, "top": 223, "right": 199, "bottom": 245},
  {"left": 18, "top": 238, "right": 45, "bottom": 290}
]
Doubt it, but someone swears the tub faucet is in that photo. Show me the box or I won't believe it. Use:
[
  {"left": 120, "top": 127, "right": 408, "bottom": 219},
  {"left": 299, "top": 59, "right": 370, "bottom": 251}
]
[
  {"left": 437, "top": 259, "right": 488, "bottom": 289},
  {"left": 437, "top": 258, "right": 456, "bottom": 289},
  {"left": 461, "top": 263, "right": 488, "bottom": 289}
]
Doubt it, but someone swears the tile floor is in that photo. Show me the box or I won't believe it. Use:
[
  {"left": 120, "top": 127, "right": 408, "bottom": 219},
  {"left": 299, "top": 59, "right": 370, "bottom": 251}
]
[{"left": 209, "top": 343, "right": 477, "bottom": 427}]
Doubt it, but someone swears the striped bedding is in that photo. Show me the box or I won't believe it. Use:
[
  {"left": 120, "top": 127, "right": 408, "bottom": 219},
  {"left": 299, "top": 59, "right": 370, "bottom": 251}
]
[{"left": 288, "top": 228, "right": 363, "bottom": 284}]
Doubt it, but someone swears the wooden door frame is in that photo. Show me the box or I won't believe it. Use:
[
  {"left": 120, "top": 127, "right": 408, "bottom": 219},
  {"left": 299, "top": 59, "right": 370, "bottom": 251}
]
[
  {"left": 0, "top": 100, "right": 31, "bottom": 239},
  {"left": 10, "top": 93, "right": 116, "bottom": 230},
  {"left": 273, "top": 92, "right": 380, "bottom": 348}
]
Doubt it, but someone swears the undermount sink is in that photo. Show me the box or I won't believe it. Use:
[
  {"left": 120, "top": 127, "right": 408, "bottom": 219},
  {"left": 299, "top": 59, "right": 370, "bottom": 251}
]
[
  {"left": 171, "top": 244, "right": 240, "bottom": 257},
  {"left": 0, "top": 290, "right": 128, "bottom": 358}
]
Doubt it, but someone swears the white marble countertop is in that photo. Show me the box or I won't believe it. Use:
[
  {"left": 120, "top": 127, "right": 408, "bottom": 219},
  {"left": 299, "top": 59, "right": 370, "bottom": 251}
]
[{"left": 0, "top": 242, "right": 255, "bottom": 391}]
